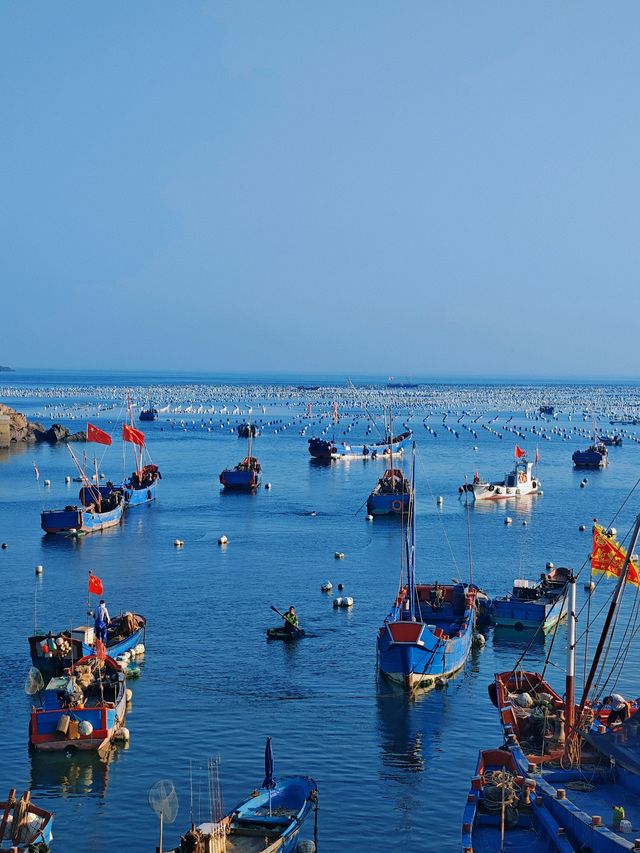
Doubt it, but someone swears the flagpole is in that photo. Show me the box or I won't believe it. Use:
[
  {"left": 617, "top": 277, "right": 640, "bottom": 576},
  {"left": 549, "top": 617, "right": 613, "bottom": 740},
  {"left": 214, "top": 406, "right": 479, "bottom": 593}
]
[{"left": 576, "top": 513, "right": 640, "bottom": 721}]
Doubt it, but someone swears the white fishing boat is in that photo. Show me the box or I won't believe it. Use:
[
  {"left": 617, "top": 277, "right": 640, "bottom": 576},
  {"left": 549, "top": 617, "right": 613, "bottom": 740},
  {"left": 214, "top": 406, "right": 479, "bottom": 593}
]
[{"left": 460, "top": 450, "right": 542, "bottom": 502}]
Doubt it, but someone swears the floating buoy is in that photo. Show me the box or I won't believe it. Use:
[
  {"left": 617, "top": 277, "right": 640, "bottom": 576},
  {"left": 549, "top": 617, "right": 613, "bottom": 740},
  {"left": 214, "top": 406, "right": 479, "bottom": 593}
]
[
  {"left": 607, "top": 527, "right": 617, "bottom": 537},
  {"left": 114, "top": 727, "right": 130, "bottom": 743},
  {"left": 297, "top": 841, "right": 316, "bottom": 853},
  {"left": 1, "top": 543, "right": 7, "bottom": 549},
  {"left": 473, "top": 633, "right": 486, "bottom": 647},
  {"left": 174, "top": 539, "right": 184, "bottom": 547},
  {"left": 126, "top": 689, "right": 133, "bottom": 702},
  {"left": 44, "top": 479, "right": 51, "bottom": 487},
  {"left": 310, "top": 510, "right": 317, "bottom": 517},
  {"left": 585, "top": 581, "right": 596, "bottom": 592},
  {"left": 334, "top": 551, "right": 345, "bottom": 559},
  {"left": 366, "top": 514, "right": 374, "bottom": 521},
  {"left": 35, "top": 564, "right": 43, "bottom": 575},
  {"left": 337, "top": 583, "right": 344, "bottom": 590},
  {"left": 579, "top": 524, "right": 586, "bottom": 532},
  {"left": 522, "top": 520, "right": 528, "bottom": 526},
  {"left": 333, "top": 596, "right": 353, "bottom": 608},
  {"left": 580, "top": 482, "right": 586, "bottom": 489},
  {"left": 265, "top": 482, "right": 272, "bottom": 490},
  {"left": 321, "top": 581, "right": 333, "bottom": 592},
  {"left": 78, "top": 720, "right": 93, "bottom": 736},
  {"left": 504, "top": 517, "right": 513, "bottom": 525},
  {"left": 126, "top": 665, "right": 141, "bottom": 678},
  {"left": 218, "top": 535, "right": 228, "bottom": 545},
  {"left": 65, "top": 476, "right": 71, "bottom": 484},
  {"left": 436, "top": 496, "right": 443, "bottom": 505}
]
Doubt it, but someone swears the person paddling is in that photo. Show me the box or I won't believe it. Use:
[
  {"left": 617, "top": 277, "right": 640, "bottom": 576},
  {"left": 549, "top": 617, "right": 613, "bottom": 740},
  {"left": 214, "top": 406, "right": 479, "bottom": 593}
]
[{"left": 284, "top": 606, "right": 299, "bottom": 635}]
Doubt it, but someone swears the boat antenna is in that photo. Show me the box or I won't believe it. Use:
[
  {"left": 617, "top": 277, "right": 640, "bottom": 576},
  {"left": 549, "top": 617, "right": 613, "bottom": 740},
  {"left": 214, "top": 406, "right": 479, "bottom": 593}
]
[
  {"left": 406, "top": 443, "right": 417, "bottom": 621},
  {"left": 465, "top": 485, "right": 474, "bottom": 587},
  {"left": 576, "top": 513, "right": 640, "bottom": 722}
]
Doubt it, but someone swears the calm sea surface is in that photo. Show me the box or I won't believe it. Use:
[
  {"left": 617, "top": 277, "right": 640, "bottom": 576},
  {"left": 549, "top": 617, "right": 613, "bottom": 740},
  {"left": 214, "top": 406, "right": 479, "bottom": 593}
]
[{"left": 2, "top": 371, "right": 640, "bottom": 852}]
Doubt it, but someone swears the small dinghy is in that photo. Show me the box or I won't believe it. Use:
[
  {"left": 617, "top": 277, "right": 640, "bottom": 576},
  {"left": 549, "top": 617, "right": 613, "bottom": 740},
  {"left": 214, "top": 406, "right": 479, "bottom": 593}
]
[
  {"left": 266, "top": 626, "right": 306, "bottom": 641},
  {"left": 0, "top": 789, "right": 53, "bottom": 851}
]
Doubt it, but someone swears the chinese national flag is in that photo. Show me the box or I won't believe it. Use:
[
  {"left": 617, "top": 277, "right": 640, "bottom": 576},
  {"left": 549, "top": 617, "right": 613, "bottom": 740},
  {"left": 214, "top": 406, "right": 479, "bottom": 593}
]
[
  {"left": 87, "top": 423, "right": 112, "bottom": 445},
  {"left": 95, "top": 638, "right": 107, "bottom": 661},
  {"left": 514, "top": 445, "right": 527, "bottom": 459},
  {"left": 88, "top": 573, "right": 104, "bottom": 596},
  {"left": 123, "top": 424, "right": 145, "bottom": 447},
  {"left": 592, "top": 524, "right": 640, "bottom": 587}
]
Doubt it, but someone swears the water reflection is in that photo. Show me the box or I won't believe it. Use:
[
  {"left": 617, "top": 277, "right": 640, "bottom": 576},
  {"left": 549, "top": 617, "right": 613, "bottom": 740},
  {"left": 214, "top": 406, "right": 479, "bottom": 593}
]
[{"left": 30, "top": 749, "right": 117, "bottom": 800}]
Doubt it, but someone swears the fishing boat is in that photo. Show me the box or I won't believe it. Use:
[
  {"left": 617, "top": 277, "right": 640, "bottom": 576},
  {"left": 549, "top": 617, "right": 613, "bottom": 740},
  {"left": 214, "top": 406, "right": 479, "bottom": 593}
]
[
  {"left": 599, "top": 434, "right": 623, "bottom": 447},
  {"left": 0, "top": 789, "right": 54, "bottom": 851},
  {"left": 492, "top": 565, "right": 571, "bottom": 633},
  {"left": 377, "top": 445, "right": 477, "bottom": 690},
  {"left": 307, "top": 437, "right": 337, "bottom": 460},
  {"left": 171, "top": 775, "right": 317, "bottom": 853},
  {"left": 238, "top": 422, "right": 260, "bottom": 438},
  {"left": 367, "top": 468, "right": 411, "bottom": 516},
  {"left": 266, "top": 626, "right": 306, "bottom": 641},
  {"left": 30, "top": 654, "right": 128, "bottom": 754},
  {"left": 120, "top": 401, "right": 161, "bottom": 507},
  {"left": 221, "top": 426, "right": 261, "bottom": 489},
  {"left": 572, "top": 442, "right": 608, "bottom": 468},
  {"left": 29, "top": 612, "right": 146, "bottom": 679},
  {"left": 459, "top": 448, "right": 542, "bottom": 501},
  {"left": 139, "top": 408, "right": 158, "bottom": 421},
  {"left": 461, "top": 748, "right": 575, "bottom": 853},
  {"left": 40, "top": 491, "right": 124, "bottom": 534}
]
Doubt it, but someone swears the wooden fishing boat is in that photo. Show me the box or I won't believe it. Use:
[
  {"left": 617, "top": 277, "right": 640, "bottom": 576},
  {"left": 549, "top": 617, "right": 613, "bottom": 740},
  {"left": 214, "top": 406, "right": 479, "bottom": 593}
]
[
  {"left": 461, "top": 748, "right": 575, "bottom": 853},
  {"left": 367, "top": 468, "right": 411, "bottom": 516},
  {"left": 40, "top": 491, "right": 124, "bottom": 534},
  {"left": 492, "top": 565, "right": 571, "bottom": 633},
  {"left": 220, "top": 456, "right": 261, "bottom": 490},
  {"left": 122, "top": 463, "right": 160, "bottom": 507},
  {"left": 377, "top": 445, "right": 477, "bottom": 690},
  {"left": 171, "top": 776, "right": 318, "bottom": 853},
  {"left": 0, "top": 789, "right": 53, "bottom": 851},
  {"left": 30, "top": 655, "right": 127, "bottom": 754},
  {"left": 29, "top": 612, "right": 146, "bottom": 678},
  {"left": 572, "top": 442, "right": 608, "bottom": 468}
]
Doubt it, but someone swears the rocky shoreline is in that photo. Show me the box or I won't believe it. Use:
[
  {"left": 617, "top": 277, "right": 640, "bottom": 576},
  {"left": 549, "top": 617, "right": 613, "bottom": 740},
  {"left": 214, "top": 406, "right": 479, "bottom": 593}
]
[{"left": 0, "top": 403, "right": 86, "bottom": 444}]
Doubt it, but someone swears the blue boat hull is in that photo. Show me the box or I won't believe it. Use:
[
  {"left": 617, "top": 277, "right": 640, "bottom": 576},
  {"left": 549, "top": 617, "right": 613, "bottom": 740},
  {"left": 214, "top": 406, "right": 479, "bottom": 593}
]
[
  {"left": 220, "top": 469, "right": 260, "bottom": 489},
  {"left": 367, "top": 492, "right": 410, "bottom": 515},
  {"left": 41, "top": 502, "right": 124, "bottom": 534},
  {"left": 493, "top": 595, "right": 567, "bottom": 632},
  {"left": 572, "top": 448, "right": 608, "bottom": 468},
  {"left": 124, "top": 481, "right": 157, "bottom": 506}
]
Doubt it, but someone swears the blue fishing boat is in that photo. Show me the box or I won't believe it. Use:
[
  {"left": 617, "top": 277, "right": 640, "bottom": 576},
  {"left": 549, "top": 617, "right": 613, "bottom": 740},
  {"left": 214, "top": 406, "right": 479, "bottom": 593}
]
[
  {"left": 122, "top": 463, "right": 160, "bottom": 507},
  {"left": 461, "top": 748, "right": 575, "bottom": 853},
  {"left": 30, "top": 654, "right": 127, "bottom": 754},
  {"left": 492, "top": 565, "right": 571, "bottom": 633},
  {"left": 173, "top": 776, "right": 317, "bottom": 853},
  {"left": 40, "top": 491, "right": 124, "bottom": 534},
  {"left": 572, "top": 442, "right": 608, "bottom": 468},
  {"left": 377, "top": 445, "right": 477, "bottom": 690},
  {"left": 367, "top": 467, "right": 411, "bottom": 515},
  {"left": 220, "top": 455, "right": 261, "bottom": 489},
  {"left": 139, "top": 407, "right": 158, "bottom": 421},
  {"left": 599, "top": 433, "right": 623, "bottom": 446},
  {"left": 0, "top": 789, "right": 54, "bottom": 851},
  {"left": 308, "top": 436, "right": 337, "bottom": 460},
  {"left": 28, "top": 612, "right": 146, "bottom": 678}
]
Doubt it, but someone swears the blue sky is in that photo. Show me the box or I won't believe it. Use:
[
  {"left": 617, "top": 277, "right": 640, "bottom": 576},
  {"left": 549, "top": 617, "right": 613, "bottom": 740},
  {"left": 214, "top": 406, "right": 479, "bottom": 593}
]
[{"left": 2, "top": 2, "right": 639, "bottom": 378}]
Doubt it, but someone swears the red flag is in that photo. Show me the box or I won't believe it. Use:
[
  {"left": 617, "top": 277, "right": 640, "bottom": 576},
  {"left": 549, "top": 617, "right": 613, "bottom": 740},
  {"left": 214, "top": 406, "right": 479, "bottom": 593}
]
[
  {"left": 88, "top": 573, "right": 104, "bottom": 596},
  {"left": 514, "top": 445, "right": 526, "bottom": 459},
  {"left": 87, "top": 423, "right": 112, "bottom": 445},
  {"left": 95, "top": 638, "right": 107, "bottom": 661},
  {"left": 123, "top": 424, "right": 145, "bottom": 447}
]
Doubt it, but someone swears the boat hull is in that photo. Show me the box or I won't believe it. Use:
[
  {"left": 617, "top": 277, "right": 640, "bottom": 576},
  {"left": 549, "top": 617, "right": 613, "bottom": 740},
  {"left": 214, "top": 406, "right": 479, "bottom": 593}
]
[
  {"left": 493, "top": 594, "right": 567, "bottom": 633},
  {"left": 123, "top": 481, "right": 157, "bottom": 506},
  {"left": 40, "top": 502, "right": 124, "bottom": 534},
  {"left": 30, "top": 685, "right": 126, "bottom": 753},
  {"left": 220, "top": 469, "right": 260, "bottom": 489},
  {"left": 367, "top": 492, "right": 410, "bottom": 515}
]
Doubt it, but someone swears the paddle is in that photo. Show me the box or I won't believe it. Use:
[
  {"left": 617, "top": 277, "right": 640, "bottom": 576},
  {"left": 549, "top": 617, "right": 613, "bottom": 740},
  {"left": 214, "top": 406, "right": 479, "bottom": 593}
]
[{"left": 270, "top": 605, "right": 303, "bottom": 634}]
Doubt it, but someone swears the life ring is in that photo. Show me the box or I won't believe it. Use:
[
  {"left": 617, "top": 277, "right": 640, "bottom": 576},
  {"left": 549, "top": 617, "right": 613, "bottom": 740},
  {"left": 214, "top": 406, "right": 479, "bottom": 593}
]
[{"left": 392, "top": 500, "right": 403, "bottom": 511}]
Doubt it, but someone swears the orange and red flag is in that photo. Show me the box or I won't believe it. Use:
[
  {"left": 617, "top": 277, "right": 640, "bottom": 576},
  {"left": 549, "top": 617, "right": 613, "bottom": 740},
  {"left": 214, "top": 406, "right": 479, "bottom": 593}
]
[
  {"left": 87, "top": 423, "right": 112, "bottom": 445},
  {"left": 592, "top": 524, "right": 640, "bottom": 587},
  {"left": 514, "top": 445, "right": 526, "bottom": 459},
  {"left": 88, "top": 572, "right": 104, "bottom": 596},
  {"left": 123, "top": 424, "right": 145, "bottom": 447}
]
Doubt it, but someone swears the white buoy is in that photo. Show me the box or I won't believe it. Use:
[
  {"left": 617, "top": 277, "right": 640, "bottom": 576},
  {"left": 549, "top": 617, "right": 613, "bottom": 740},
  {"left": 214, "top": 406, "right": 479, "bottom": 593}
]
[
  {"left": 473, "top": 632, "right": 486, "bottom": 647},
  {"left": 44, "top": 479, "right": 51, "bottom": 487},
  {"left": 35, "top": 564, "right": 43, "bottom": 575},
  {"left": 218, "top": 535, "right": 228, "bottom": 545},
  {"left": 334, "top": 551, "right": 345, "bottom": 559},
  {"left": 1, "top": 543, "right": 7, "bottom": 549},
  {"left": 296, "top": 841, "right": 316, "bottom": 853},
  {"left": 522, "top": 520, "right": 528, "bottom": 526},
  {"left": 546, "top": 561, "right": 555, "bottom": 569},
  {"left": 265, "top": 482, "right": 272, "bottom": 490},
  {"left": 65, "top": 476, "right": 71, "bottom": 484},
  {"left": 585, "top": 581, "right": 596, "bottom": 592},
  {"left": 114, "top": 727, "right": 130, "bottom": 743},
  {"left": 321, "top": 581, "right": 333, "bottom": 592},
  {"left": 607, "top": 528, "right": 617, "bottom": 537},
  {"left": 579, "top": 524, "right": 586, "bottom": 532},
  {"left": 343, "top": 596, "right": 354, "bottom": 607},
  {"left": 436, "top": 496, "right": 443, "bottom": 505},
  {"left": 126, "top": 689, "right": 133, "bottom": 702},
  {"left": 504, "top": 517, "right": 513, "bottom": 525},
  {"left": 366, "top": 513, "right": 374, "bottom": 521},
  {"left": 333, "top": 597, "right": 343, "bottom": 608},
  {"left": 174, "top": 539, "right": 184, "bottom": 547}
]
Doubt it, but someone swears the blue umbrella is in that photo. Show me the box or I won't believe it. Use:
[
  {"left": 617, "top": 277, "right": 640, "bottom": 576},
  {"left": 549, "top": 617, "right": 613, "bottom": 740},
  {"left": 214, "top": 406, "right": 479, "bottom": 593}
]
[{"left": 262, "top": 737, "right": 276, "bottom": 815}]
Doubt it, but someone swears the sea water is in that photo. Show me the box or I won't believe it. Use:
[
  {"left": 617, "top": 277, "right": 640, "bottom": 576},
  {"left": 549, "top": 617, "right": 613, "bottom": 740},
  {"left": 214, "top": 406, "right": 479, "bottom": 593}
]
[{"left": 2, "top": 370, "right": 640, "bottom": 852}]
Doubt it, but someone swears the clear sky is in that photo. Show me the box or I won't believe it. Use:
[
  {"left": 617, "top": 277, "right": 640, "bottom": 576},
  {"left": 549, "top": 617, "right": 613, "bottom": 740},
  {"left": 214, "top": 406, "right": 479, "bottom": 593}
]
[{"left": 2, "top": 2, "right": 639, "bottom": 379}]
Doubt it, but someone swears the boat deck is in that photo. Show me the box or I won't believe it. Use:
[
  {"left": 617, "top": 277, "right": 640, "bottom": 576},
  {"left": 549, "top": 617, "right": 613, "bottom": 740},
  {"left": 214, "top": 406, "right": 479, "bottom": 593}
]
[
  {"left": 471, "top": 824, "right": 559, "bottom": 852},
  {"left": 559, "top": 779, "right": 640, "bottom": 836}
]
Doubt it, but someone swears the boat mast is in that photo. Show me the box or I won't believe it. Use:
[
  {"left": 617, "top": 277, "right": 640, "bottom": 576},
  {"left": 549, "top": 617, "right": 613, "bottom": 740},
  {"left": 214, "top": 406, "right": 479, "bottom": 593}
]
[
  {"left": 564, "top": 575, "right": 577, "bottom": 732},
  {"left": 576, "top": 513, "right": 640, "bottom": 722},
  {"left": 406, "top": 443, "right": 417, "bottom": 621}
]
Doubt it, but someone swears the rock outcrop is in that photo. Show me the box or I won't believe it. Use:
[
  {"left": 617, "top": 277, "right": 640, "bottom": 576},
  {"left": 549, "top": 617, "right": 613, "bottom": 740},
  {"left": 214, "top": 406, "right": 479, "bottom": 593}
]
[{"left": 0, "top": 403, "right": 85, "bottom": 444}]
